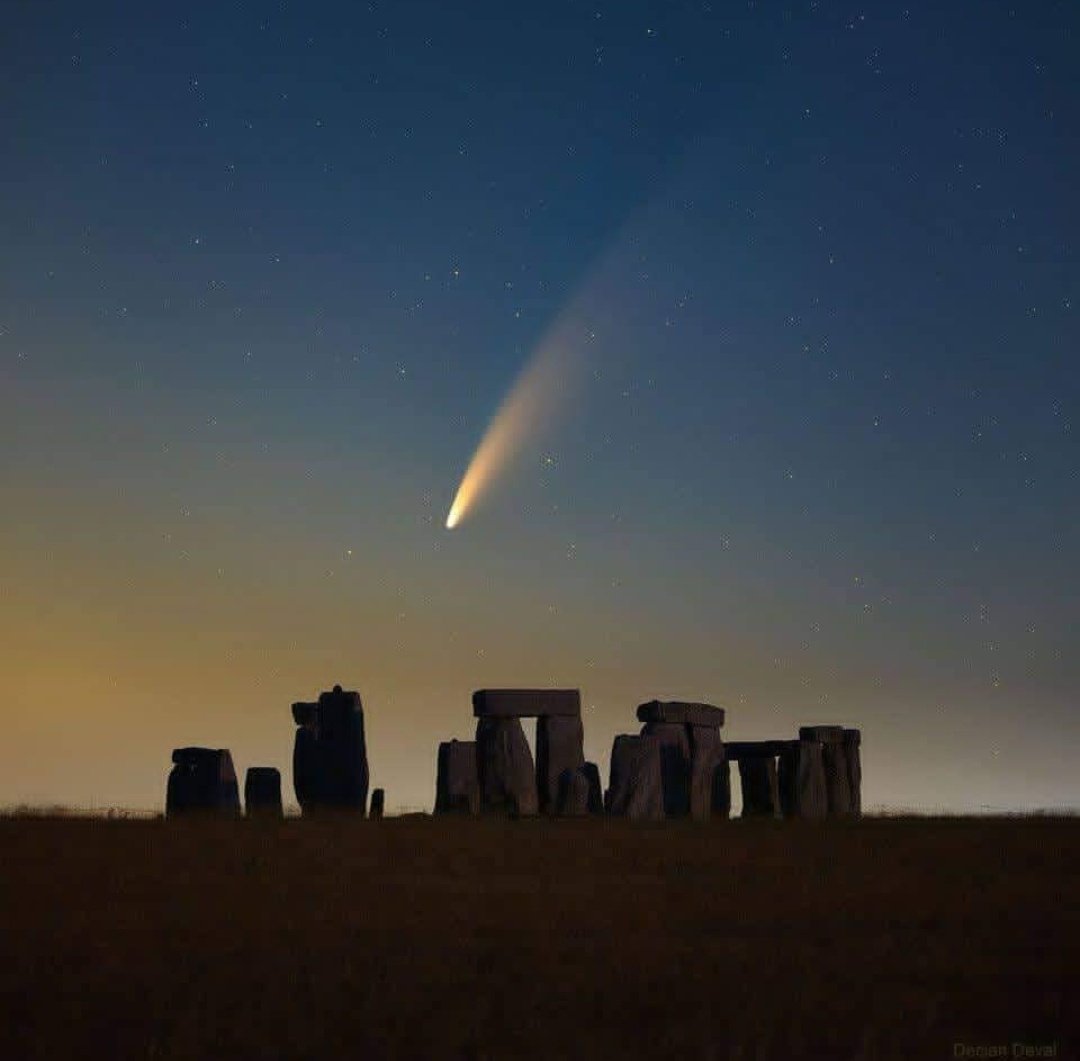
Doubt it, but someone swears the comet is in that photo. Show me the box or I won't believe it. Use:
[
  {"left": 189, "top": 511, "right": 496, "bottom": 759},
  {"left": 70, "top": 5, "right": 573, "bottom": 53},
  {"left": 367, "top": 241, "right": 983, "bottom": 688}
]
[{"left": 445, "top": 316, "right": 585, "bottom": 530}]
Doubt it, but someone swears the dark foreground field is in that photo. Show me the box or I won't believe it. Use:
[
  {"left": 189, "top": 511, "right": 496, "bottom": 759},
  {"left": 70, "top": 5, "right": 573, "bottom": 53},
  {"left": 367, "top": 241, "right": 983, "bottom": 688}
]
[{"left": 1, "top": 815, "right": 1077, "bottom": 1060}]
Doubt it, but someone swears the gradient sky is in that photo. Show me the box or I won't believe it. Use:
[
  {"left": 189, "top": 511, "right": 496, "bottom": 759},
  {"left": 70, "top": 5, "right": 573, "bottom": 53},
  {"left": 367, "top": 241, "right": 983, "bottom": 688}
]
[{"left": 2, "top": 1, "right": 1077, "bottom": 814}]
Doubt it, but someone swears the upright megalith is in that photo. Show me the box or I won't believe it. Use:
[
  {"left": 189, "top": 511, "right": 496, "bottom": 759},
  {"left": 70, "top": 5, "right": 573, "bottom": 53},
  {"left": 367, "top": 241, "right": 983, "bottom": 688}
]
[
  {"left": 843, "top": 729, "right": 862, "bottom": 816},
  {"left": 244, "top": 767, "right": 283, "bottom": 819},
  {"left": 166, "top": 748, "right": 241, "bottom": 818},
  {"left": 582, "top": 761, "right": 604, "bottom": 815},
  {"left": 291, "top": 685, "right": 369, "bottom": 815},
  {"left": 640, "top": 721, "right": 691, "bottom": 817},
  {"left": 778, "top": 740, "right": 828, "bottom": 820},
  {"left": 636, "top": 700, "right": 726, "bottom": 820},
  {"left": 800, "top": 725, "right": 854, "bottom": 817},
  {"left": 688, "top": 725, "right": 728, "bottom": 821},
  {"left": 555, "top": 767, "right": 591, "bottom": 817},
  {"left": 536, "top": 714, "right": 585, "bottom": 812},
  {"left": 435, "top": 740, "right": 480, "bottom": 815},
  {"left": 476, "top": 716, "right": 539, "bottom": 816},
  {"left": 606, "top": 735, "right": 664, "bottom": 821},
  {"left": 369, "top": 788, "right": 385, "bottom": 820},
  {"left": 737, "top": 757, "right": 782, "bottom": 818}
]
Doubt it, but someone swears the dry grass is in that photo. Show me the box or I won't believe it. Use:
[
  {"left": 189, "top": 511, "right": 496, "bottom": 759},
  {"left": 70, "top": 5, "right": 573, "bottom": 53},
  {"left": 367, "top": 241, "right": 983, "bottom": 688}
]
[{"left": 1, "top": 814, "right": 1077, "bottom": 1059}]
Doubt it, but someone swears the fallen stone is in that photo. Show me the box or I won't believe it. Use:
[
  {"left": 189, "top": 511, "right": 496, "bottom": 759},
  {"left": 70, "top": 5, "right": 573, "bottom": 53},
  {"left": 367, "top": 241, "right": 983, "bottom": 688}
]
[
  {"left": 641, "top": 721, "right": 691, "bottom": 817},
  {"left": 636, "top": 700, "right": 725, "bottom": 728},
  {"left": 606, "top": 735, "right": 664, "bottom": 821},
  {"left": 368, "top": 788, "right": 385, "bottom": 820},
  {"left": 472, "top": 689, "right": 581, "bottom": 718},
  {"left": 738, "top": 756, "right": 782, "bottom": 818},
  {"left": 688, "top": 725, "right": 727, "bottom": 821},
  {"left": 536, "top": 714, "right": 585, "bottom": 812},
  {"left": 476, "top": 717, "right": 539, "bottom": 816},
  {"left": 244, "top": 767, "right": 283, "bottom": 818},
  {"left": 778, "top": 740, "right": 828, "bottom": 819},
  {"left": 434, "top": 740, "right": 480, "bottom": 815},
  {"left": 798, "top": 725, "right": 846, "bottom": 744}
]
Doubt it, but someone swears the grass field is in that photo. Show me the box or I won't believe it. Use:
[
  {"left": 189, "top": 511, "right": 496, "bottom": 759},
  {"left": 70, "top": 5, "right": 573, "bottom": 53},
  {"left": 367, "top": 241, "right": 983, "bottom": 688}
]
[{"left": 1, "top": 814, "right": 1076, "bottom": 1059}]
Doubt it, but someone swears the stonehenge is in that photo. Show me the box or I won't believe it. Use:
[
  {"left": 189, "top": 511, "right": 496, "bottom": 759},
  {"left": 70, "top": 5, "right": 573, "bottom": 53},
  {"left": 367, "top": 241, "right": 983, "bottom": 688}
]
[
  {"left": 167, "top": 748, "right": 241, "bottom": 818},
  {"left": 291, "top": 685, "right": 369, "bottom": 814},
  {"left": 163, "top": 680, "right": 865, "bottom": 826},
  {"left": 244, "top": 767, "right": 283, "bottom": 819}
]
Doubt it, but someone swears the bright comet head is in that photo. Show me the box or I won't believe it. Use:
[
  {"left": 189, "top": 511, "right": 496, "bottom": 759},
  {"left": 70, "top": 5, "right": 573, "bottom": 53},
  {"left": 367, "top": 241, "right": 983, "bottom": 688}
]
[{"left": 443, "top": 327, "right": 582, "bottom": 531}]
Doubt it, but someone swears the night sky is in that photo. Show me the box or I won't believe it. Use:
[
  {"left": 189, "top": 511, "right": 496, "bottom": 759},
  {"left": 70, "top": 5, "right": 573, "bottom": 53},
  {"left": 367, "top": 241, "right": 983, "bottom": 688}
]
[{"left": 3, "top": 2, "right": 1077, "bottom": 814}]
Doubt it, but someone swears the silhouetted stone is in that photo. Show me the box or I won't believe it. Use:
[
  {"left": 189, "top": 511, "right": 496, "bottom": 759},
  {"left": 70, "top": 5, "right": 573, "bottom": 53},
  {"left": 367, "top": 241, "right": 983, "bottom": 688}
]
[
  {"left": 555, "top": 767, "right": 591, "bottom": 817},
  {"left": 843, "top": 729, "right": 862, "bottom": 816},
  {"left": 778, "top": 740, "right": 828, "bottom": 820},
  {"left": 607, "top": 735, "right": 664, "bottom": 821},
  {"left": 724, "top": 740, "right": 791, "bottom": 760},
  {"left": 435, "top": 740, "right": 480, "bottom": 815},
  {"left": 166, "top": 748, "right": 240, "bottom": 818},
  {"left": 244, "top": 767, "right": 283, "bottom": 818},
  {"left": 689, "top": 725, "right": 727, "bottom": 821},
  {"left": 738, "top": 757, "right": 781, "bottom": 818},
  {"left": 798, "top": 726, "right": 845, "bottom": 744},
  {"left": 291, "top": 701, "right": 317, "bottom": 726},
  {"left": 713, "top": 757, "right": 732, "bottom": 819},
  {"left": 640, "top": 721, "right": 691, "bottom": 817},
  {"left": 476, "top": 717, "right": 539, "bottom": 816},
  {"left": 537, "top": 714, "right": 585, "bottom": 812},
  {"left": 472, "top": 689, "right": 581, "bottom": 718},
  {"left": 822, "top": 743, "right": 853, "bottom": 816},
  {"left": 291, "top": 685, "right": 369, "bottom": 814},
  {"left": 636, "top": 700, "right": 725, "bottom": 728},
  {"left": 582, "top": 761, "right": 604, "bottom": 815},
  {"left": 369, "top": 788, "right": 385, "bottom": 820}
]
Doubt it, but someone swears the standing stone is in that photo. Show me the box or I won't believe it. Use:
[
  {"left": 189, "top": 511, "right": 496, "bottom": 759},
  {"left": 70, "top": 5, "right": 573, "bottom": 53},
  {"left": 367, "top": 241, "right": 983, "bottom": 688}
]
[
  {"left": 778, "top": 740, "right": 828, "bottom": 820},
  {"left": 712, "top": 757, "right": 732, "bottom": 819},
  {"left": 738, "top": 757, "right": 782, "bottom": 818},
  {"left": 536, "top": 714, "right": 585, "bottom": 812},
  {"left": 606, "top": 735, "right": 664, "bottom": 821},
  {"left": 476, "top": 717, "right": 539, "bottom": 816},
  {"left": 435, "top": 740, "right": 480, "bottom": 815},
  {"left": 582, "top": 761, "right": 604, "bottom": 815},
  {"left": 640, "top": 721, "right": 691, "bottom": 817},
  {"left": 244, "top": 767, "right": 283, "bottom": 819},
  {"left": 555, "top": 767, "right": 591, "bottom": 817},
  {"left": 843, "top": 729, "right": 862, "bottom": 817},
  {"left": 473, "top": 689, "right": 581, "bottom": 718},
  {"left": 166, "top": 748, "right": 241, "bottom": 818},
  {"left": 290, "top": 686, "right": 369, "bottom": 814},
  {"left": 368, "top": 788, "right": 385, "bottom": 820},
  {"left": 822, "top": 743, "right": 853, "bottom": 816},
  {"left": 688, "top": 725, "right": 727, "bottom": 822}
]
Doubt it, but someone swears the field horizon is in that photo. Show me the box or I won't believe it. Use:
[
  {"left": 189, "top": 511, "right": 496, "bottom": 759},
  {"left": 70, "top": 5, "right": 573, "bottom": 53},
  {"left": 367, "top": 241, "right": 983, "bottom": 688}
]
[{"left": 3, "top": 813, "right": 1076, "bottom": 1059}]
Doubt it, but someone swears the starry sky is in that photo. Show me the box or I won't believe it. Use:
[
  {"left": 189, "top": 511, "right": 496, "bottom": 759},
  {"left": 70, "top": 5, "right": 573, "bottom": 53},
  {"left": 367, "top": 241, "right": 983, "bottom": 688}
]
[{"left": 2, "top": 1, "right": 1077, "bottom": 814}]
